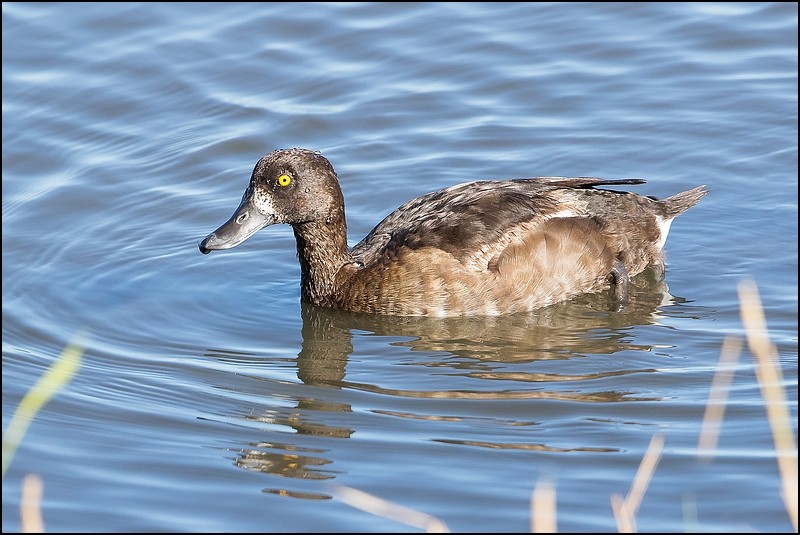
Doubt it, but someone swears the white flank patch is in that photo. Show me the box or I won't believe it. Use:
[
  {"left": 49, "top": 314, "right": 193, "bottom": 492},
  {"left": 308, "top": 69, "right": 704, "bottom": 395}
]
[{"left": 655, "top": 215, "right": 673, "bottom": 250}]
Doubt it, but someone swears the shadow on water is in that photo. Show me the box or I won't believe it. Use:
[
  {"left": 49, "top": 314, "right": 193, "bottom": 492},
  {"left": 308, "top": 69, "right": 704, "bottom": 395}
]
[{"left": 226, "top": 270, "right": 688, "bottom": 499}]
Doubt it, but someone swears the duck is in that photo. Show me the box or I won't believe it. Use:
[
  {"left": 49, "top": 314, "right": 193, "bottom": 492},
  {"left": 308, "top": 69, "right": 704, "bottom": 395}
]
[{"left": 199, "top": 148, "right": 707, "bottom": 317}]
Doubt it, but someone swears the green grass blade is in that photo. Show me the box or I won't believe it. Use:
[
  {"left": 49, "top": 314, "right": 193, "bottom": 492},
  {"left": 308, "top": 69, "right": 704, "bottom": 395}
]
[{"left": 2, "top": 332, "right": 87, "bottom": 478}]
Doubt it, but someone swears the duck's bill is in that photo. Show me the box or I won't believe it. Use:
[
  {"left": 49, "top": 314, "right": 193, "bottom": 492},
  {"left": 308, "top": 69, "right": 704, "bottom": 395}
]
[{"left": 199, "top": 196, "right": 274, "bottom": 254}]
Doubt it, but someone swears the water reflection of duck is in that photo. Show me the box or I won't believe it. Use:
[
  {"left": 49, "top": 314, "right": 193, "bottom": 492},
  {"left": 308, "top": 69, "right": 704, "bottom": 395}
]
[
  {"left": 297, "top": 270, "right": 675, "bottom": 386},
  {"left": 200, "top": 148, "right": 706, "bottom": 317},
  {"left": 230, "top": 274, "right": 676, "bottom": 489}
]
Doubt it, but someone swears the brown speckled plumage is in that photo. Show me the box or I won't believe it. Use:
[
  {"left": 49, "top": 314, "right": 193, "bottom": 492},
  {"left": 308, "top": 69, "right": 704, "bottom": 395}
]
[{"left": 200, "top": 148, "right": 707, "bottom": 316}]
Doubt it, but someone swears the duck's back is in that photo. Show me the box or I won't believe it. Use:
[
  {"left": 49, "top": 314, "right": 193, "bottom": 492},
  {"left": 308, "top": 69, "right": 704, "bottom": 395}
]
[{"left": 338, "top": 178, "right": 705, "bottom": 316}]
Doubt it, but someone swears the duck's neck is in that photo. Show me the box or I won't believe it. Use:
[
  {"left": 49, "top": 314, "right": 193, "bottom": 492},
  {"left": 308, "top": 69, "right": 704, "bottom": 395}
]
[{"left": 292, "top": 214, "right": 353, "bottom": 306}]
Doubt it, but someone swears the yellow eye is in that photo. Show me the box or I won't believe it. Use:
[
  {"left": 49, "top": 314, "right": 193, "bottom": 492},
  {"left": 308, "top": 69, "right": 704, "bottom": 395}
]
[{"left": 277, "top": 174, "right": 292, "bottom": 187}]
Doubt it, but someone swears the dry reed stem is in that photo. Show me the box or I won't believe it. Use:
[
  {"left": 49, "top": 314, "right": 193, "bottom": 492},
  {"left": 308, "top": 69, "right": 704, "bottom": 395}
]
[
  {"left": 611, "top": 433, "right": 664, "bottom": 533},
  {"left": 530, "top": 477, "right": 557, "bottom": 533},
  {"left": 737, "top": 279, "right": 798, "bottom": 531},
  {"left": 697, "top": 335, "right": 743, "bottom": 461},
  {"left": 20, "top": 474, "right": 44, "bottom": 533},
  {"left": 610, "top": 493, "right": 634, "bottom": 533},
  {"left": 332, "top": 485, "right": 450, "bottom": 533}
]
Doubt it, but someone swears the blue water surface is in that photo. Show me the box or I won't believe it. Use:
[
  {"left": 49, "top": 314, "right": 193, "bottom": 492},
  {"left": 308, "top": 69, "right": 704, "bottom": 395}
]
[{"left": 3, "top": 2, "right": 797, "bottom": 532}]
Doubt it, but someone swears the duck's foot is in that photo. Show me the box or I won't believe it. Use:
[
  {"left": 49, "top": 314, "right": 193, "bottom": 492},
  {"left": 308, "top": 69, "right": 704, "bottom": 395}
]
[{"left": 610, "top": 260, "right": 630, "bottom": 307}]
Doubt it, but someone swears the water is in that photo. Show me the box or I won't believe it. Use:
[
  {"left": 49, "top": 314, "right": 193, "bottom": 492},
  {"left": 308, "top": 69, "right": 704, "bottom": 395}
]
[{"left": 3, "top": 2, "right": 797, "bottom": 532}]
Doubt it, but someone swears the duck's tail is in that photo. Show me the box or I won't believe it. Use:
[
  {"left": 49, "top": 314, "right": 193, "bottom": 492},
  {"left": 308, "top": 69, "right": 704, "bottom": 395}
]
[{"left": 661, "top": 185, "right": 708, "bottom": 218}]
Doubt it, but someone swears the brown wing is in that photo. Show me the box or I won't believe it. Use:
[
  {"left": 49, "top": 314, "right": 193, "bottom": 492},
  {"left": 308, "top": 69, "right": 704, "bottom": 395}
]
[{"left": 350, "top": 177, "right": 646, "bottom": 268}]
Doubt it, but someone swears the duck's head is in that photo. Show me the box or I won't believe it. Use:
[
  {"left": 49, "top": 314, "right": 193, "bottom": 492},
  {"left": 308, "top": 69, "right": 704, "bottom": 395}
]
[{"left": 199, "top": 148, "right": 344, "bottom": 254}]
